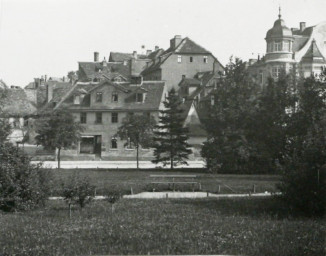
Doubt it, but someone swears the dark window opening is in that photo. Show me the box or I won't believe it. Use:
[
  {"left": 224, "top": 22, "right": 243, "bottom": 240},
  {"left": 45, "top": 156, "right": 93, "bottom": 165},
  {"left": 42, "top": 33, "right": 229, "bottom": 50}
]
[
  {"left": 190, "top": 56, "right": 193, "bottom": 62},
  {"left": 111, "top": 112, "right": 118, "bottom": 123},
  {"left": 112, "top": 92, "right": 118, "bottom": 102},
  {"left": 136, "top": 93, "right": 143, "bottom": 103},
  {"left": 95, "top": 112, "right": 102, "bottom": 124},
  {"left": 96, "top": 92, "right": 103, "bottom": 102},
  {"left": 80, "top": 113, "right": 87, "bottom": 124},
  {"left": 111, "top": 138, "right": 117, "bottom": 149}
]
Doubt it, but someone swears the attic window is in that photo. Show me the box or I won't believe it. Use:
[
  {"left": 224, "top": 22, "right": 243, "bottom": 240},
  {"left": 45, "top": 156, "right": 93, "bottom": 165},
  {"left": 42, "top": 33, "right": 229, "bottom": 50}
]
[
  {"left": 203, "top": 56, "right": 208, "bottom": 63},
  {"left": 96, "top": 92, "right": 103, "bottom": 102},
  {"left": 112, "top": 92, "right": 118, "bottom": 102},
  {"left": 177, "top": 55, "right": 182, "bottom": 63},
  {"left": 190, "top": 56, "right": 193, "bottom": 62},
  {"left": 74, "top": 95, "right": 80, "bottom": 104},
  {"left": 136, "top": 93, "right": 144, "bottom": 103}
]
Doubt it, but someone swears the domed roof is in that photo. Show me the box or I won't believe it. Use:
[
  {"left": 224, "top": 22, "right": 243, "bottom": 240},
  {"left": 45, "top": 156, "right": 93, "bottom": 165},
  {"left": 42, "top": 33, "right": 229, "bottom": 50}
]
[{"left": 266, "top": 17, "right": 293, "bottom": 39}]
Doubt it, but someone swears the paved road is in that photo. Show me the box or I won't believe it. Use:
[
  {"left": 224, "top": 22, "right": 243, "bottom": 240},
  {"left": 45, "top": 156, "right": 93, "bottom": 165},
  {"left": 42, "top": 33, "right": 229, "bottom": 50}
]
[{"left": 31, "top": 160, "right": 206, "bottom": 169}]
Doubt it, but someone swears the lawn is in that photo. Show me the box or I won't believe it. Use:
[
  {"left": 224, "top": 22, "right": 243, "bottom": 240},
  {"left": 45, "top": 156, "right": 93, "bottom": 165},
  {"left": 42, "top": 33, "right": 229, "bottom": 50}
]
[
  {"left": 0, "top": 198, "right": 324, "bottom": 256},
  {"left": 49, "top": 168, "right": 280, "bottom": 196}
]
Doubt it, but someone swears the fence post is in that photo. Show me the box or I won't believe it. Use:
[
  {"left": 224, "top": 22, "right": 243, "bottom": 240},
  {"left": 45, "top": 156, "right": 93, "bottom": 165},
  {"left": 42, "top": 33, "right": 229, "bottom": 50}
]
[
  {"left": 130, "top": 187, "right": 133, "bottom": 195},
  {"left": 218, "top": 185, "right": 221, "bottom": 193},
  {"left": 253, "top": 184, "right": 256, "bottom": 193}
]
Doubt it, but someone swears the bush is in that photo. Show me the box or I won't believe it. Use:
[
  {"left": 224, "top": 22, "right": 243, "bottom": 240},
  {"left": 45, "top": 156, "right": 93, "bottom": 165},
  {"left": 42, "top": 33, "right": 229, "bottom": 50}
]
[
  {"left": 0, "top": 143, "right": 51, "bottom": 211},
  {"left": 61, "top": 173, "right": 95, "bottom": 208}
]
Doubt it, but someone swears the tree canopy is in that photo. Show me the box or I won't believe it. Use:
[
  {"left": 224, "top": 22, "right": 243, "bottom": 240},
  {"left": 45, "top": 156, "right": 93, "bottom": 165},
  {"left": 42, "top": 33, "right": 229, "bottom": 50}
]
[{"left": 152, "top": 88, "right": 192, "bottom": 169}]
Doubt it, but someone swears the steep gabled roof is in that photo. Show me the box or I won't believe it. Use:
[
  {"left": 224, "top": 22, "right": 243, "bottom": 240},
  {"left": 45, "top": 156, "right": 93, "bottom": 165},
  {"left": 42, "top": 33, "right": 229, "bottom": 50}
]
[
  {"left": 109, "top": 52, "right": 148, "bottom": 62},
  {"left": 175, "top": 37, "right": 211, "bottom": 54},
  {"left": 78, "top": 62, "right": 131, "bottom": 82},
  {"left": 301, "top": 40, "right": 326, "bottom": 63}
]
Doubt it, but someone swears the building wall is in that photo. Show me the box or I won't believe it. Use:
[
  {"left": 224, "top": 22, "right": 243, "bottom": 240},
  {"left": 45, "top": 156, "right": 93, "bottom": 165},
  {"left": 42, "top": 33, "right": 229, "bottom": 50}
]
[{"left": 161, "top": 54, "right": 216, "bottom": 91}]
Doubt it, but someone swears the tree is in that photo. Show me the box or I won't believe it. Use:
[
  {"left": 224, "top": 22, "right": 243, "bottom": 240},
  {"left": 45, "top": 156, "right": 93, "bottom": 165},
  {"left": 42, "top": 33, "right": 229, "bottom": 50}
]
[
  {"left": 35, "top": 109, "right": 84, "bottom": 169},
  {"left": 278, "top": 71, "right": 326, "bottom": 216},
  {"left": 61, "top": 173, "right": 95, "bottom": 217},
  {"left": 201, "top": 57, "right": 260, "bottom": 173},
  {"left": 0, "top": 143, "right": 51, "bottom": 211},
  {"left": 152, "top": 88, "right": 192, "bottom": 169},
  {"left": 116, "top": 114, "right": 156, "bottom": 168},
  {"left": 0, "top": 88, "right": 11, "bottom": 143}
]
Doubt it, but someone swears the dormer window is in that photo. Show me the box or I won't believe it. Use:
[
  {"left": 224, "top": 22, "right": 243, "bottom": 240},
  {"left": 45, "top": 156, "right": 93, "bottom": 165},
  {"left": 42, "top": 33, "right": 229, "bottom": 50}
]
[
  {"left": 177, "top": 55, "right": 182, "bottom": 63},
  {"left": 203, "top": 56, "right": 208, "bottom": 63},
  {"left": 74, "top": 95, "right": 80, "bottom": 104},
  {"left": 96, "top": 92, "right": 102, "bottom": 102},
  {"left": 112, "top": 92, "right": 118, "bottom": 102},
  {"left": 136, "top": 93, "right": 144, "bottom": 103}
]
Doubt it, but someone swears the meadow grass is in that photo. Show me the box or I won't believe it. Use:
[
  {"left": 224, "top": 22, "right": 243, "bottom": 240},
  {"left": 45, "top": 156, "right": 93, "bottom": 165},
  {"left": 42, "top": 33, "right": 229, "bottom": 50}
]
[
  {"left": 1, "top": 197, "right": 324, "bottom": 256},
  {"left": 49, "top": 168, "right": 280, "bottom": 196}
]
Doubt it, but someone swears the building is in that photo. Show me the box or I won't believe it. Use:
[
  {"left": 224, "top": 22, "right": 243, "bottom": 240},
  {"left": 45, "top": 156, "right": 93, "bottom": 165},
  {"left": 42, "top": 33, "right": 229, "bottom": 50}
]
[
  {"left": 53, "top": 78, "right": 167, "bottom": 160},
  {"left": 248, "top": 10, "right": 326, "bottom": 85},
  {"left": 141, "top": 35, "right": 224, "bottom": 91},
  {"left": 0, "top": 86, "right": 37, "bottom": 144}
]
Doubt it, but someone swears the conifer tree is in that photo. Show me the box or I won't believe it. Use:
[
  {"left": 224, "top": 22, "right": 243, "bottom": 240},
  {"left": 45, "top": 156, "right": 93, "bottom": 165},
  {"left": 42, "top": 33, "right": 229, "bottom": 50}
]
[{"left": 152, "top": 88, "right": 192, "bottom": 169}]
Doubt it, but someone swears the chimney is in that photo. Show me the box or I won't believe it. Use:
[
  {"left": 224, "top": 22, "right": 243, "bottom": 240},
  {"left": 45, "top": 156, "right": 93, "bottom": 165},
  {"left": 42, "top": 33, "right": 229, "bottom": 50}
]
[
  {"left": 47, "top": 83, "right": 53, "bottom": 103},
  {"left": 133, "top": 51, "right": 138, "bottom": 59},
  {"left": 300, "top": 22, "right": 306, "bottom": 32},
  {"left": 170, "top": 35, "right": 182, "bottom": 49},
  {"left": 146, "top": 50, "right": 152, "bottom": 56},
  {"left": 103, "top": 57, "right": 107, "bottom": 67},
  {"left": 155, "top": 46, "right": 159, "bottom": 51},
  {"left": 44, "top": 75, "right": 47, "bottom": 82},
  {"left": 94, "top": 52, "right": 99, "bottom": 62}
]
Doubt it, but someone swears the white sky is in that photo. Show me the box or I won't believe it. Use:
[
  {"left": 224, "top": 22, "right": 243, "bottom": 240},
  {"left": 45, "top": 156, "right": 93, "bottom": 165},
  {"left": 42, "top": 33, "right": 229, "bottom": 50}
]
[{"left": 0, "top": 0, "right": 325, "bottom": 87}]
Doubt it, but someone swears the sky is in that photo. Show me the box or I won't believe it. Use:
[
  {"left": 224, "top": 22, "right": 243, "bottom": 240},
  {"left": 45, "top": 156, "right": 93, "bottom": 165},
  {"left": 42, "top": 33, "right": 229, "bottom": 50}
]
[{"left": 0, "top": 0, "right": 325, "bottom": 87}]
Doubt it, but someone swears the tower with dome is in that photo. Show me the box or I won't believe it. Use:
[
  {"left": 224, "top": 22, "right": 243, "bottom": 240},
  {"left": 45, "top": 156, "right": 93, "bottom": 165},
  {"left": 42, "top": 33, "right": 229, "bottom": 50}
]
[{"left": 248, "top": 8, "right": 326, "bottom": 85}]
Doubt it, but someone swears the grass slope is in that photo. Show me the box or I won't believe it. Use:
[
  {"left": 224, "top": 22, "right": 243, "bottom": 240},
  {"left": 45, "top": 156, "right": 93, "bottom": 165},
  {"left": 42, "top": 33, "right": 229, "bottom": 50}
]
[
  {"left": 49, "top": 168, "right": 280, "bottom": 196},
  {"left": 1, "top": 198, "right": 325, "bottom": 256}
]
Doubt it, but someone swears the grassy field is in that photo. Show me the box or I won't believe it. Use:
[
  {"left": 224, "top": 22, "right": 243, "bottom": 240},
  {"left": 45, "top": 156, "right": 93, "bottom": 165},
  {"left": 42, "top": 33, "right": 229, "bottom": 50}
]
[
  {"left": 1, "top": 197, "right": 324, "bottom": 256},
  {"left": 49, "top": 168, "right": 280, "bottom": 196}
]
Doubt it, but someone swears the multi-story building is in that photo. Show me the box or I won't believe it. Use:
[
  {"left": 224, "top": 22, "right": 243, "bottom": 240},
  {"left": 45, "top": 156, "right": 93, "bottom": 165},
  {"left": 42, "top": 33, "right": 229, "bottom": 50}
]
[
  {"left": 248, "top": 11, "right": 326, "bottom": 85},
  {"left": 141, "top": 35, "right": 224, "bottom": 91},
  {"left": 52, "top": 78, "right": 167, "bottom": 160}
]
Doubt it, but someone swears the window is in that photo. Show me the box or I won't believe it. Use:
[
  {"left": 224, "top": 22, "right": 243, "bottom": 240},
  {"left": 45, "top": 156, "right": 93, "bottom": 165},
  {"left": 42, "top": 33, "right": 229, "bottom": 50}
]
[
  {"left": 126, "top": 137, "right": 134, "bottom": 149},
  {"left": 190, "top": 56, "right": 193, "bottom": 62},
  {"left": 259, "top": 71, "right": 264, "bottom": 85},
  {"left": 136, "top": 93, "right": 143, "bottom": 103},
  {"left": 210, "top": 95, "right": 215, "bottom": 106},
  {"left": 111, "top": 112, "right": 118, "bottom": 123},
  {"left": 80, "top": 113, "right": 87, "bottom": 124},
  {"left": 203, "top": 56, "right": 208, "bottom": 63},
  {"left": 177, "top": 55, "right": 182, "bottom": 63},
  {"left": 274, "top": 41, "right": 282, "bottom": 52},
  {"left": 272, "top": 66, "right": 283, "bottom": 78},
  {"left": 283, "top": 41, "right": 290, "bottom": 52},
  {"left": 74, "top": 95, "right": 80, "bottom": 104},
  {"left": 95, "top": 112, "right": 102, "bottom": 124},
  {"left": 112, "top": 92, "right": 118, "bottom": 102},
  {"left": 111, "top": 137, "right": 117, "bottom": 149},
  {"left": 96, "top": 92, "right": 102, "bottom": 102}
]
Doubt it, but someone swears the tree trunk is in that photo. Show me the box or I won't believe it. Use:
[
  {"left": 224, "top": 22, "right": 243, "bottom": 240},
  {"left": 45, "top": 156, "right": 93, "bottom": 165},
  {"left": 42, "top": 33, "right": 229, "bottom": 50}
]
[
  {"left": 136, "top": 144, "right": 139, "bottom": 169},
  {"left": 57, "top": 147, "right": 61, "bottom": 169}
]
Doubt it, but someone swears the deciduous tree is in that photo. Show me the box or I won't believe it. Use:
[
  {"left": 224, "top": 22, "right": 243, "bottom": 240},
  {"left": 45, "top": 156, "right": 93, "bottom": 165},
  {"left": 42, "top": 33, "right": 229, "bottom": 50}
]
[
  {"left": 35, "top": 109, "right": 84, "bottom": 168},
  {"left": 117, "top": 114, "right": 156, "bottom": 168}
]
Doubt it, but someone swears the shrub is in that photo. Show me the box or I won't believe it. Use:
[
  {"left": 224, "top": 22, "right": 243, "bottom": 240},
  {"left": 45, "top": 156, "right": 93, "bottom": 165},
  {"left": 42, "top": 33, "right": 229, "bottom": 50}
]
[
  {"left": 61, "top": 173, "right": 95, "bottom": 209},
  {"left": 0, "top": 143, "right": 51, "bottom": 211}
]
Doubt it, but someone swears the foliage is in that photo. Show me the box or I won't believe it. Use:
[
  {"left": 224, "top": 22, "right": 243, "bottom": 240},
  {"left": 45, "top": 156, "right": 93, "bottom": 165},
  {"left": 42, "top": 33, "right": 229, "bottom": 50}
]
[
  {"left": 0, "top": 143, "right": 51, "bottom": 211},
  {"left": 116, "top": 114, "right": 156, "bottom": 168},
  {"left": 152, "top": 88, "right": 192, "bottom": 169},
  {"left": 201, "top": 57, "right": 261, "bottom": 173},
  {"left": 278, "top": 71, "right": 326, "bottom": 216},
  {"left": 0, "top": 88, "right": 11, "bottom": 143},
  {"left": 61, "top": 173, "right": 95, "bottom": 208},
  {"left": 35, "top": 109, "right": 84, "bottom": 168}
]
